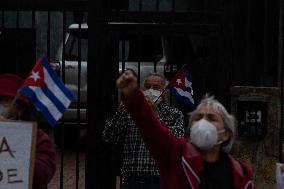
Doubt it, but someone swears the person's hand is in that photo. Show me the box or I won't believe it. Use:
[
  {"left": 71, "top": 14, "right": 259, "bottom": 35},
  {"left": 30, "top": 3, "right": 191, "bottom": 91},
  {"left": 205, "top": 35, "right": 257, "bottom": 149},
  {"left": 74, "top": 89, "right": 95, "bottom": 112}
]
[
  {"left": 50, "top": 62, "right": 61, "bottom": 71},
  {"left": 116, "top": 70, "right": 138, "bottom": 100}
]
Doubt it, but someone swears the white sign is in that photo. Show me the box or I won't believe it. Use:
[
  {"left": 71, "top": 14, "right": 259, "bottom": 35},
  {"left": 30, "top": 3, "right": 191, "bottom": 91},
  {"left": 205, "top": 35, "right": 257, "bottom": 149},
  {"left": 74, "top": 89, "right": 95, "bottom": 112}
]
[
  {"left": 0, "top": 121, "right": 37, "bottom": 189},
  {"left": 276, "top": 163, "right": 284, "bottom": 189}
]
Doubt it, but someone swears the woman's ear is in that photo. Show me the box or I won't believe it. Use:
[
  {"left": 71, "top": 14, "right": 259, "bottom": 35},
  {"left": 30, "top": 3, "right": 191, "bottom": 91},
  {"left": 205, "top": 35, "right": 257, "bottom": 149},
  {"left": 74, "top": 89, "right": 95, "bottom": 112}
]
[{"left": 220, "top": 130, "right": 231, "bottom": 142}]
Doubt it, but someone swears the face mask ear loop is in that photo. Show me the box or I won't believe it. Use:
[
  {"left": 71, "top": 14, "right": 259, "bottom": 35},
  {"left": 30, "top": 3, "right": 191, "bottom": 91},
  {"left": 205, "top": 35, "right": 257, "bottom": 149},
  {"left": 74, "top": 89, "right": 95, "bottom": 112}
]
[{"left": 217, "top": 129, "right": 226, "bottom": 134}]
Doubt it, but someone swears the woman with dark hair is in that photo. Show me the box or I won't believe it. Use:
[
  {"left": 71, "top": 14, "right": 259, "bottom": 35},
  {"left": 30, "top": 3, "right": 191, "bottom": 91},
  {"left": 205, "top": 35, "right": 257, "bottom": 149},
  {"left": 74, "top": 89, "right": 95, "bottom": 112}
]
[{"left": 0, "top": 73, "right": 56, "bottom": 189}]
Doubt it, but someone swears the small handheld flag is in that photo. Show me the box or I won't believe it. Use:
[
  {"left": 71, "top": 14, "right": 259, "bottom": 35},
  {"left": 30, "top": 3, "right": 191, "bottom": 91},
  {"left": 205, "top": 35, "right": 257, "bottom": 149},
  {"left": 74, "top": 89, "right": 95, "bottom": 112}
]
[
  {"left": 167, "top": 64, "right": 194, "bottom": 107},
  {"left": 18, "top": 55, "right": 74, "bottom": 127}
]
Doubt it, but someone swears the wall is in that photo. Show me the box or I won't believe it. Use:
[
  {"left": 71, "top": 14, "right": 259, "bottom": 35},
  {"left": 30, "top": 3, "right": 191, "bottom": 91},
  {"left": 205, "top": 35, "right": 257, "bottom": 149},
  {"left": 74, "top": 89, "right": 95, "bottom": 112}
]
[{"left": 231, "top": 86, "right": 281, "bottom": 188}]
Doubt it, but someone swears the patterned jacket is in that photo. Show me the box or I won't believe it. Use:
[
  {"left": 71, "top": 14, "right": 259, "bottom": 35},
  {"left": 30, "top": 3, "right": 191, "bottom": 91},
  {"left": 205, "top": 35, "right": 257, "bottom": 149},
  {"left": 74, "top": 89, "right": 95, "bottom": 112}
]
[{"left": 102, "top": 102, "right": 184, "bottom": 184}]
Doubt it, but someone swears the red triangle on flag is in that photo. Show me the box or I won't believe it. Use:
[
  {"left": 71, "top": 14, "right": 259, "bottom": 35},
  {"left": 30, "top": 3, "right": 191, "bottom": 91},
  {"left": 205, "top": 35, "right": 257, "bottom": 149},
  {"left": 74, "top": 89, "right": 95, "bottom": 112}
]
[
  {"left": 167, "top": 67, "right": 186, "bottom": 90},
  {"left": 23, "top": 60, "right": 45, "bottom": 87}
]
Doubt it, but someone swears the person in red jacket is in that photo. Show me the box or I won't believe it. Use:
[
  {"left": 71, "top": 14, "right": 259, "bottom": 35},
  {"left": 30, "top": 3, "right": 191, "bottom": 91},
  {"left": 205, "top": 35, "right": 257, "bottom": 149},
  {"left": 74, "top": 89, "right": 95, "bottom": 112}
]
[
  {"left": 0, "top": 74, "right": 56, "bottom": 189},
  {"left": 116, "top": 70, "right": 258, "bottom": 189}
]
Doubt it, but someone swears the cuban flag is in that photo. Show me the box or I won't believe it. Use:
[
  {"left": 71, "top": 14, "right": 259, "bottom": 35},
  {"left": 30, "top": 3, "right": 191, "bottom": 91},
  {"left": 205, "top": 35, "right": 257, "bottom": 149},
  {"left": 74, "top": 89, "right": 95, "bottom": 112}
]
[
  {"left": 18, "top": 55, "right": 74, "bottom": 127},
  {"left": 167, "top": 64, "right": 194, "bottom": 107}
]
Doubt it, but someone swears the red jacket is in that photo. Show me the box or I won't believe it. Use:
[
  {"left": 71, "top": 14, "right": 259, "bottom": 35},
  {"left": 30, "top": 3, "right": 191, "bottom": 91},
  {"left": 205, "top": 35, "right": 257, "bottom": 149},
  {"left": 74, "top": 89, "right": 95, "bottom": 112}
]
[
  {"left": 33, "top": 129, "right": 57, "bottom": 189},
  {"left": 125, "top": 88, "right": 257, "bottom": 189}
]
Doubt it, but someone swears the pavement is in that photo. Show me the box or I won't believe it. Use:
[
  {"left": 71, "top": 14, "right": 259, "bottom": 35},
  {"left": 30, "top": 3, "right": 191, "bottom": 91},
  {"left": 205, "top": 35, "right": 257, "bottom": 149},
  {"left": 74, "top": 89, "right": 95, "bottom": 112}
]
[{"left": 47, "top": 148, "right": 86, "bottom": 189}]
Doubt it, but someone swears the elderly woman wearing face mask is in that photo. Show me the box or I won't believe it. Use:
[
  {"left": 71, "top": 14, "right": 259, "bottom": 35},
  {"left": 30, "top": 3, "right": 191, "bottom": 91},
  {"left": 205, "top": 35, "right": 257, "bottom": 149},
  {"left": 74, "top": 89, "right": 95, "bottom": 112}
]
[
  {"left": 0, "top": 74, "right": 56, "bottom": 189},
  {"left": 116, "top": 70, "right": 258, "bottom": 189}
]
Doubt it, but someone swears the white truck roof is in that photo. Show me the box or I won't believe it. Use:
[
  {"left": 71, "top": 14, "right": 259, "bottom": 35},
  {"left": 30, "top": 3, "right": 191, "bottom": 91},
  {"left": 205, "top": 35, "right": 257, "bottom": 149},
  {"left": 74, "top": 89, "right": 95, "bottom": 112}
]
[{"left": 68, "top": 23, "right": 88, "bottom": 29}]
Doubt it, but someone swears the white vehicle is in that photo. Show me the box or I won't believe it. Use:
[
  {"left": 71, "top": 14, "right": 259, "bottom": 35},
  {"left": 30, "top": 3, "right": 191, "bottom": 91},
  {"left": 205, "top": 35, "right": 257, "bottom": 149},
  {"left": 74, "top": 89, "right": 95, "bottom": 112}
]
[
  {"left": 54, "top": 23, "right": 169, "bottom": 122},
  {"left": 53, "top": 23, "right": 170, "bottom": 147}
]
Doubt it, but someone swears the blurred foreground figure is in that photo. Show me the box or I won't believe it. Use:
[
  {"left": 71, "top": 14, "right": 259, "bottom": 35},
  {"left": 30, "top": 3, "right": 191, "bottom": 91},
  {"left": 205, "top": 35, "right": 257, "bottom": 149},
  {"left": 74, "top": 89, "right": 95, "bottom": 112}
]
[{"left": 0, "top": 74, "right": 56, "bottom": 189}]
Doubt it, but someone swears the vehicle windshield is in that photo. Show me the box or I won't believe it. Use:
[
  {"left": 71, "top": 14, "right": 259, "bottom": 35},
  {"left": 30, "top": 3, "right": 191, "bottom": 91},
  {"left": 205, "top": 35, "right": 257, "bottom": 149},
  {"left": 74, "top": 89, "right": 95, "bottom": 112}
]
[
  {"left": 64, "top": 29, "right": 88, "bottom": 61},
  {"left": 63, "top": 31, "right": 163, "bottom": 63}
]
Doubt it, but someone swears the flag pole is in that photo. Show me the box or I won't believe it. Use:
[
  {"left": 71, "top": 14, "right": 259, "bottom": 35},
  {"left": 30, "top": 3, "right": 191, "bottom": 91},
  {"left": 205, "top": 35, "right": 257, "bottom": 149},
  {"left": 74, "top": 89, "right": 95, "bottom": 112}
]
[
  {"left": 153, "top": 64, "right": 186, "bottom": 105},
  {"left": 153, "top": 88, "right": 167, "bottom": 105}
]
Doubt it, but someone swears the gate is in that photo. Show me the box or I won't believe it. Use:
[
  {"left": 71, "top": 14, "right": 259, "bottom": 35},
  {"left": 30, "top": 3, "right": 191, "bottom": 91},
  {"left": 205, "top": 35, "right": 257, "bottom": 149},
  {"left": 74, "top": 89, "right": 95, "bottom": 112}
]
[
  {"left": 88, "top": 0, "right": 281, "bottom": 188},
  {"left": 88, "top": 0, "right": 231, "bottom": 188},
  {"left": 0, "top": 0, "right": 281, "bottom": 188},
  {"left": 0, "top": 2, "right": 88, "bottom": 189}
]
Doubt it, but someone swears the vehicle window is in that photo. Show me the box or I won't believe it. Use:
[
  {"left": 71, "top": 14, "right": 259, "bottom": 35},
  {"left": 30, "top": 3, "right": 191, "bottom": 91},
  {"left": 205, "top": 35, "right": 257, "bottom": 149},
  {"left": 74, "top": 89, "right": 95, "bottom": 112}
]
[
  {"left": 119, "top": 35, "right": 163, "bottom": 62},
  {"left": 64, "top": 29, "right": 88, "bottom": 61}
]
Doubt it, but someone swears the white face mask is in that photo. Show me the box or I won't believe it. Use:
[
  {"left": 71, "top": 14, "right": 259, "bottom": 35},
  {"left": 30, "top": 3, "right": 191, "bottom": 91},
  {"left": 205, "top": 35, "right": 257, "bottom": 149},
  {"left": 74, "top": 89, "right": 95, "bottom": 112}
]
[
  {"left": 190, "top": 119, "right": 225, "bottom": 150},
  {"left": 143, "top": 89, "right": 162, "bottom": 103}
]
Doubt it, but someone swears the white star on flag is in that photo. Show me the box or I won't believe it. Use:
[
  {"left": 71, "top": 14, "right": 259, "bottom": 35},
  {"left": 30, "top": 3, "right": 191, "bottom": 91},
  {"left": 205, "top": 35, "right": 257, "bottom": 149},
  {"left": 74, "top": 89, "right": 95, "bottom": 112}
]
[
  {"left": 176, "top": 78, "right": 182, "bottom": 85},
  {"left": 30, "top": 71, "right": 40, "bottom": 82},
  {"left": 167, "top": 64, "right": 194, "bottom": 106}
]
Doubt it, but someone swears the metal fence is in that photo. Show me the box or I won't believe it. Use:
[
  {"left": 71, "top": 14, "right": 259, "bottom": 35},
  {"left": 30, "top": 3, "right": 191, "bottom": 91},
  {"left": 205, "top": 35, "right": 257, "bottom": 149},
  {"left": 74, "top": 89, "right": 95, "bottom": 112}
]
[
  {"left": 87, "top": 1, "right": 229, "bottom": 189},
  {"left": 0, "top": 3, "right": 88, "bottom": 189},
  {"left": 0, "top": 0, "right": 281, "bottom": 188}
]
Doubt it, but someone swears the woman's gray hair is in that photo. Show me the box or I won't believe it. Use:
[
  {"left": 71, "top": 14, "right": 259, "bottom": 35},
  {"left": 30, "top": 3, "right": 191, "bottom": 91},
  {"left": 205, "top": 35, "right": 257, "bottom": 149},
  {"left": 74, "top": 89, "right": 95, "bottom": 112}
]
[
  {"left": 188, "top": 95, "right": 236, "bottom": 152},
  {"left": 144, "top": 72, "right": 167, "bottom": 87}
]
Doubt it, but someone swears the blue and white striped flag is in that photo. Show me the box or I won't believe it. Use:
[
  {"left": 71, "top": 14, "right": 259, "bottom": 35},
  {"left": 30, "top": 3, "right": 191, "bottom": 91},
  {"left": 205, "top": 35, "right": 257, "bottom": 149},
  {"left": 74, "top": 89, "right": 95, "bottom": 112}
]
[
  {"left": 18, "top": 55, "right": 74, "bottom": 127},
  {"left": 167, "top": 64, "right": 194, "bottom": 107}
]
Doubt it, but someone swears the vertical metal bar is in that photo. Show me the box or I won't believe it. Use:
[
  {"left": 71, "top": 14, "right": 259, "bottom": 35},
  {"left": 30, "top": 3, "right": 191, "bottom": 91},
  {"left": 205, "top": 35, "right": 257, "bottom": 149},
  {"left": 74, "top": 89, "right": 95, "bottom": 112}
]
[
  {"left": 122, "top": 35, "right": 126, "bottom": 71},
  {"left": 1, "top": 11, "right": 4, "bottom": 29},
  {"left": 139, "top": 0, "right": 142, "bottom": 12},
  {"left": 87, "top": 0, "right": 115, "bottom": 187},
  {"left": 153, "top": 35, "right": 157, "bottom": 72},
  {"left": 32, "top": 11, "right": 35, "bottom": 28},
  {"left": 47, "top": 11, "right": 51, "bottom": 58},
  {"left": 203, "top": 0, "right": 208, "bottom": 23},
  {"left": 138, "top": 34, "right": 142, "bottom": 84},
  {"left": 60, "top": 11, "right": 67, "bottom": 189},
  {"left": 228, "top": 0, "right": 235, "bottom": 84},
  {"left": 76, "top": 18, "right": 82, "bottom": 189},
  {"left": 263, "top": 0, "right": 268, "bottom": 82},
  {"left": 169, "top": 36, "right": 174, "bottom": 106},
  {"left": 278, "top": 0, "right": 283, "bottom": 162},
  {"left": 245, "top": 0, "right": 251, "bottom": 84},
  {"left": 16, "top": 11, "right": 19, "bottom": 28},
  {"left": 125, "top": 0, "right": 129, "bottom": 11},
  {"left": 106, "top": 0, "right": 111, "bottom": 20},
  {"left": 16, "top": 11, "right": 20, "bottom": 74},
  {"left": 156, "top": 0, "right": 160, "bottom": 12},
  {"left": 62, "top": 12, "right": 66, "bottom": 87},
  {"left": 170, "top": 0, "right": 176, "bottom": 24},
  {"left": 172, "top": 0, "right": 176, "bottom": 12}
]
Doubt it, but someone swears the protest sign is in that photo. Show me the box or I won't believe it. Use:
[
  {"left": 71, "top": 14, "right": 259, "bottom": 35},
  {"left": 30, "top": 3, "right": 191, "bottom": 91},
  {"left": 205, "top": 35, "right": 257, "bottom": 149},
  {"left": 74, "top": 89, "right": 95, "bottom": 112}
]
[{"left": 0, "top": 121, "right": 36, "bottom": 189}]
